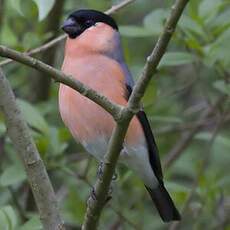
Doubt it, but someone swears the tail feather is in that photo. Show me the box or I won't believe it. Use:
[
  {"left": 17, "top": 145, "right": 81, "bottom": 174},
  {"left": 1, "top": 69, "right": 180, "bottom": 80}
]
[{"left": 145, "top": 183, "right": 181, "bottom": 222}]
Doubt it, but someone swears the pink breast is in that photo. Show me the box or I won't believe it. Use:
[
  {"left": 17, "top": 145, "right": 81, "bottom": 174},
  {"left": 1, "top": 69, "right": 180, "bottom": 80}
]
[{"left": 59, "top": 55, "right": 145, "bottom": 147}]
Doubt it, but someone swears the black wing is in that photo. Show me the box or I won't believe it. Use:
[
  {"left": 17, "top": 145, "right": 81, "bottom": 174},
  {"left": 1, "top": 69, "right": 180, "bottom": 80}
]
[{"left": 126, "top": 85, "right": 163, "bottom": 181}]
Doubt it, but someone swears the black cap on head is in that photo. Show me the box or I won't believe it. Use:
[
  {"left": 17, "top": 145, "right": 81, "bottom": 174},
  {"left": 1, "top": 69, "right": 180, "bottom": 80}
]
[{"left": 62, "top": 9, "right": 118, "bottom": 39}]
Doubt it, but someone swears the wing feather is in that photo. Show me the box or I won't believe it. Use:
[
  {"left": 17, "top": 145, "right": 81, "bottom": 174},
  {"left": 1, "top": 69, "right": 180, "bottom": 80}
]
[{"left": 126, "top": 85, "right": 163, "bottom": 181}]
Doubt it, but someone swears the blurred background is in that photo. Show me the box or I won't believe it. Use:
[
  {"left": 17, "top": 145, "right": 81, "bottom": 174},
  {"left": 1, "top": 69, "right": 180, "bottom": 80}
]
[{"left": 0, "top": 0, "right": 229, "bottom": 229}]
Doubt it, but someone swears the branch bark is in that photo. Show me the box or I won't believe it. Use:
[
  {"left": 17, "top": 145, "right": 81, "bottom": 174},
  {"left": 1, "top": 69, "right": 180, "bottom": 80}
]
[{"left": 0, "top": 68, "right": 65, "bottom": 230}]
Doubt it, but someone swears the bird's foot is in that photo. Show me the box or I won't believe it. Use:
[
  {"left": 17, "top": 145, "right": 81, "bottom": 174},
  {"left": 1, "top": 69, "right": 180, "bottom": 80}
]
[
  {"left": 90, "top": 187, "right": 97, "bottom": 201},
  {"left": 104, "top": 185, "right": 113, "bottom": 204},
  {"left": 89, "top": 186, "right": 113, "bottom": 204},
  {"left": 97, "top": 161, "right": 117, "bottom": 181},
  {"left": 97, "top": 161, "right": 104, "bottom": 180}
]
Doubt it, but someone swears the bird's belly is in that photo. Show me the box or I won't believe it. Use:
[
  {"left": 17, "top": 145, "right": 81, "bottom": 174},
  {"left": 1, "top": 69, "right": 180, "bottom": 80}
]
[
  {"left": 59, "top": 84, "right": 115, "bottom": 150},
  {"left": 122, "top": 145, "right": 159, "bottom": 188},
  {"left": 84, "top": 139, "right": 158, "bottom": 188},
  {"left": 82, "top": 137, "right": 108, "bottom": 160},
  {"left": 59, "top": 85, "right": 158, "bottom": 188}
]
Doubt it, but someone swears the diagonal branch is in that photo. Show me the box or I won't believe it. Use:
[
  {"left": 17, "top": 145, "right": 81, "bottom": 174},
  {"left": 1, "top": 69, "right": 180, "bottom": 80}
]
[
  {"left": 82, "top": 0, "right": 189, "bottom": 229},
  {"left": 0, "top": 0, "right": 136, "bottom": 67},
  {"left": 0, "top": 46, "right": 122, "bottom": 119},
  {"left": 105, "top": 0, "right": 136, "bottom": 15},
  {"left": 0, "top": 68, "right": 65, "bottom": 230}
]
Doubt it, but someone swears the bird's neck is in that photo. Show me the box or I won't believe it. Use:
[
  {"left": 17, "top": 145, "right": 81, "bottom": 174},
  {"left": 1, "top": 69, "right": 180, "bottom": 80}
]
[{"left": 64, "top": 26, "right": 124, "bottom": 61}]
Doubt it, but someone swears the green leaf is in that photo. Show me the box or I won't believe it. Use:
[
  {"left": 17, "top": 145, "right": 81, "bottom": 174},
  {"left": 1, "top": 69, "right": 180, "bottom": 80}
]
[
  {"left": 1, "top": 24, "right": 18, "bottom": 47},
  {"left": 17, "top": 99, "right": 49, "bottom": 135},
  {"left": 165, "top": 181, "right": 190, "bottom": 193},
  {"left": 143, "top": 9, "right": 169, "bottom": 35},
  {"left": 143, "top": 79, "right": 157, "bottom": 107},
  {"left": 213, "top": 81, "right": 230, "bottom": 95},
  {"left": 0, "top": 206, "right": 18, "bottom": 230},
  {"left": 159, "top": 52, "right": 195, "bottom": 67},
  {"left": 119, "top": 26, "right": 154, "bottom": 37},
  {"left": 0, "top": 123, "right": 6, "bottom": 136},
  {"left": 32, "top": 0, "right": 55, "bottom": 21},
  {"left": 203, "top": 28, "right": 230, "bottom": 67},
  {"left": 65, "top": 187, "right": 86, "bottom": 223},
  {"left": 179, "top": 15, "right": 205, "bottom": 37},
  {"left": 212, "top": 8, "right": 230, "bottom": 29},
  {"left": 0, "top": 163, "right": 26, "bottom": 187},
  {"left": 19, "top": 216, "right": 42, "bottom": 230},
  {"left": 199, "top": 0, "right": 222, "bottom": 23},
  {"left": 48, "top": 127, "right": 68, "bottom": 156},
  {"left": 9, "top": 0, "right": 23, "bottom": 16}
]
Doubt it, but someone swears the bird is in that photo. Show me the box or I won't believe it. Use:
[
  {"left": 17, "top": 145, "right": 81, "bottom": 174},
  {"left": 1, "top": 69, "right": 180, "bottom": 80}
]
[{"left": 59, "top": 9, "right": 181, "bottom": 222}]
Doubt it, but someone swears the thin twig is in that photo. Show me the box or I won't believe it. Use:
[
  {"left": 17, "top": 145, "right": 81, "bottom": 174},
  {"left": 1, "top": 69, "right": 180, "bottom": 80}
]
[
  {"left": 105, "top": 0, "right": 136, "bottom": 15},
  {"left": 0, "top": 0, "right": 136, "bottom": 67}
]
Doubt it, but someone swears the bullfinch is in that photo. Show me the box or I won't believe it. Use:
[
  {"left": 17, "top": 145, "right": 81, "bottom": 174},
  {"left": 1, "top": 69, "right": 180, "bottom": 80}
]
[{"left": 59, "top": 9, "right": 181, "bottom": 222}]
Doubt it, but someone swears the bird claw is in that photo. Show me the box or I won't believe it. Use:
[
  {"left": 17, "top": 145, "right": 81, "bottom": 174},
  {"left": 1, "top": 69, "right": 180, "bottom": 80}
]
[
  {"left": 97, "top": 161, "right": 104, "bottom": 180},
  {"left": 90, "top": 187, "right": 97, "bottom": 201},
  {"left": 94, "top": 162, "right": 116, "bottom": 203},
  {"left": 105, "top": 195, "right": 112, "bottom": 204},
  {"left": 104, "top": 186, "right": 113, "bottom": 204},
  {"left": 97, "top": 161, "right": 117, "bottom": 181},
  {"left": 90, "top": 185, "right": 113, "bottom": 204}
]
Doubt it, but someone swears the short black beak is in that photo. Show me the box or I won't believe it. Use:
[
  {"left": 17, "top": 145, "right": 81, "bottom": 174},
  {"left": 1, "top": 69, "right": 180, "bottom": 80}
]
[{"left": 61, "top": 17, "right": 81, "bottom": 38}]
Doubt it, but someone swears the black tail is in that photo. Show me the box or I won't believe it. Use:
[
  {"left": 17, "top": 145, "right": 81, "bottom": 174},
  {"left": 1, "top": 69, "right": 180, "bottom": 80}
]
[{"left": 145, "top": 183, "right": 181, "bottom": 222}]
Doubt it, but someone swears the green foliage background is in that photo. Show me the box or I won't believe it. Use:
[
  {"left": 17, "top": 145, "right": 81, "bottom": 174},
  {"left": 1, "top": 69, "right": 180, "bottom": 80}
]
[{"left": 0, "top": 0, "right": 229, "bottom": 229}]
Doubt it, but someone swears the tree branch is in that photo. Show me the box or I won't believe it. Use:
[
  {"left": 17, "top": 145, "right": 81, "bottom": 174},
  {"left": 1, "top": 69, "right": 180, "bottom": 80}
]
[
  {"left": 105, "top": 0, "right": 136, "bottom": 15},
  {"left": 0, "top": 68, "right": 65, "bottom": 230},
  {"left": 0, "top": 0, "right": 136, "bottom": 67},
  {"left": 0, "top": 46, "right": 122, "bottom": 119},
  {"left": 82, "top": 0, "right": 189, "bottom": 229}
]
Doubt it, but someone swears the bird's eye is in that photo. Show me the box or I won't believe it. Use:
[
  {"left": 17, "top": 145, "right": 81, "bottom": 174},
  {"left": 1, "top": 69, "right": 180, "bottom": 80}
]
[{"left": 85, "top": 20, "right": 94, "bottom": 27}]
